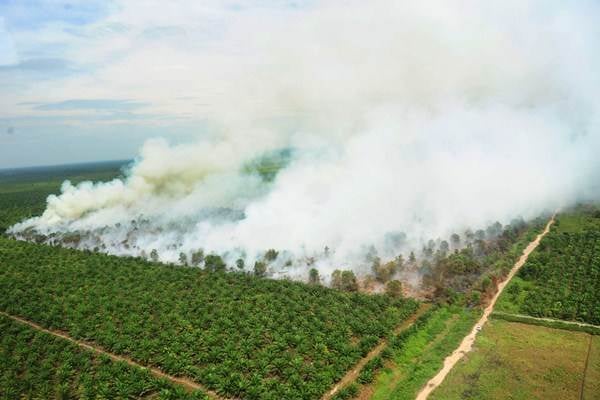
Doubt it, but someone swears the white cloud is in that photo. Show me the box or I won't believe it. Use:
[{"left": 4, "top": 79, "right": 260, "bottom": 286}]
[{"left": 10, "top": 0, "right": 600, "bottom": 283}]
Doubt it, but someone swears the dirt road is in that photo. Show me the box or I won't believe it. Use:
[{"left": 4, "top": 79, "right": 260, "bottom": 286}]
[
  {"left": 492, "top": 311, "right": 600, "bottom": 331},
  {"left": 0, "top": 310, "right": 225, "bottom": 399},
  {"left": 323, "top": 304, "right": 431, "bottom": 400},
  {"left": 415, "top": 215, "right": 556, "bottom": 400}
]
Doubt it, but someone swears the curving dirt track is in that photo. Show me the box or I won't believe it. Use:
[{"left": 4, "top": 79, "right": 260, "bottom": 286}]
[
  {"left": 415, "top": 215, "right": 556, "bottom": 400},
  {"left": 322, "top": 304, "right": 431, "bottom": 400}
]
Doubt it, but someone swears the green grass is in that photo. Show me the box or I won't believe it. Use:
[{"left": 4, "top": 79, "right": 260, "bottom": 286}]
[
  {"left": 492, "top": 311, "right": 600, "bottom": 335},
  {"left": 0, "top": 315, "right": 206, "bottom": 400},
  {"left": 368, "top": 306, "right": 478, "bottom": 400},
  {"left": 584, "top": 335, "right": 600, "bottom": 400},
  {"left": 430, "top": 319, "right": 591, "bottom": 400}
]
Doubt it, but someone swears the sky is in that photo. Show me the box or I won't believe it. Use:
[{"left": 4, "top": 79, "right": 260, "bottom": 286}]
[
  {"left": 0, "top": 0, "right": 311, "bottom": 168},
  {"left": 1, "top": 0, "right": 599, "bottom": 170}
]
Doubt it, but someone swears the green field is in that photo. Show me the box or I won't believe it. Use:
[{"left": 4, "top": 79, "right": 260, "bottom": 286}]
[
  {"left": 429, "top": 319, "right": 597, "bottom": 400},
  {"left": 0, "top": 314, "right": 205, "bottom": 400},
  {"left": 585, "top": 336, "right": 600, "bottom": 399},
  {"left": 0, "top": 161, "right": 420, "bottom": 400},
  {"left": 0, "top": 236, "right": 418, "bottom": 399},
  {"left": 497, "top": 208, "right": 600, "bottom": 325},
  {"left": 1, "top": 161, "right": 584, "bottom": 400}
]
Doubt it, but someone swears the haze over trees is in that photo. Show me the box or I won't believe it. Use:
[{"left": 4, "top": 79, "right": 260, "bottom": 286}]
[{"left": 2, "top": 1, "right": 600, "bottom": 398}]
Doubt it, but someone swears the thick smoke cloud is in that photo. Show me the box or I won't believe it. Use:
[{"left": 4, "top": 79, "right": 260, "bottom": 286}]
[{"left": 11, "top": 1, "right": 600, "bottom": 282}]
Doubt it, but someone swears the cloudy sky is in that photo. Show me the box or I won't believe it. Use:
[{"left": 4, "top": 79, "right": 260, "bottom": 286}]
[
  {"left": 0, "top": 0, "right": 311, "bottom": 168},
  {"left": 2, "top": 1, "right": 599, "bottom": 170}
]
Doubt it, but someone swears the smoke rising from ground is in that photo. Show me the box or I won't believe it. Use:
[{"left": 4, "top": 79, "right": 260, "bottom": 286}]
[{"left": 10, "top": 1, "right": 600, "bottom": 282}]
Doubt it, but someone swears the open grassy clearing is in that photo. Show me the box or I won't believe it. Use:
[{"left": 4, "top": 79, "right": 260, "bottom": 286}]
[
  {"left": 0, "top": 236, "right": 418, "bottom": 399},
  {"left": 357, "top": 306, "right": 478, "bottom": 400},
  {"left": 429, "top": 319, "right": 594, "bottom": 400},
  {"left": 492, "top": 311, "right": 600, "bottom": 335},
  {"left": 583, "top": 335, "right": 600, "bottom": 400},
  {"left": 0, "top": 314, "right": 206, "bottom": 400}
]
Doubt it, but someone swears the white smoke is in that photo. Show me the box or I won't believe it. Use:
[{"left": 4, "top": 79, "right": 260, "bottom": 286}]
[{"left": 10, "top": 1, "right": 600, "bottom": 281}]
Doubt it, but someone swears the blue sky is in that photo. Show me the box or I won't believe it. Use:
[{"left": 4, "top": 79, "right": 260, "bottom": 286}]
[{"left": 0, "top": 0, "right": 311, "bottom": 168}]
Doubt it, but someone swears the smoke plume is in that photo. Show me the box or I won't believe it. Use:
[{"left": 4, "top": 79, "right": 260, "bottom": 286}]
[{"left": 10, "top": 1, "right": 600, "bottom": 283}]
